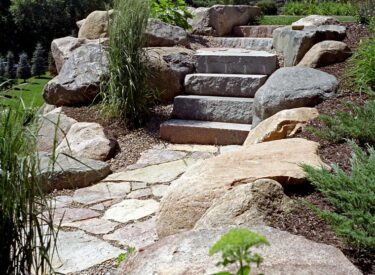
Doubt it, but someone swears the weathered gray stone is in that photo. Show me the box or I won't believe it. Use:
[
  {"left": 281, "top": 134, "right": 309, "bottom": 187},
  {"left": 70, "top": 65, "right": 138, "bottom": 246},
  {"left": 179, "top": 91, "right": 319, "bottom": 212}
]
[
  {"left": 52, "top": 207, "right": 100, "bottom": 225},
  {"left": 78, "top": 10, "right": 114, "bottom": 39},
  {"left": 195, "top": 179, "right": 292, "bottom": 229},
  {"left": 210, "top": 37, "right": 273, "bottom": 51},
  {"left": 166, "top": 144, "right": 218, "bottom": 153},
  {"left": 172, "top": 95, "right": 254, "bottom": 124},
  {"left": 53, "top": 230, "right": 123, "bottom": 274},
  {"left": 233, "top": 25, "right": 281, "bottom": 38},
  {"left": 151, "top": 184, "right": 170, "bottom": 197},
  {"left": 292, "top": 15, "right": 339, "bottom": 28},
  {"left": 76, "top": 19, "right": 86, "bottom": 29},
  {"left": 126, "top": 149, "right": 187, "bottom": 170},
  {"left": 37, "top": 107, "right": 77, "bottom": 153},
  {"left": 297, "top": 40, "right": 352, "bottom": 68},
  {"left": 49, "top": 195, "right": 73, "bottom": 209},
  {"left": 43, "top": 44, "right": 108, "bottom": 106},
  {"left": 63, "top": 218, "right": 118, "bottom": 235},
  {"left": 131, "top": 181, "right": 148, "bottom": 190},
  {"left": 189, "top": 151, "right": 215, "bottom": 160},
  {"left": 39, "top": 153, "right": 111, "bottom": 192},
  {"left": 190, "top": 5, "right": 261, "bottom": 36},
  {"left": 145, "top": 19, "right": 188, "bottom": 47},
  {"left": 161, "top": 119, "right": 252, "bottom": 145},
  {"left": 56, "top": 122, "right": 116, "bottom": 161},
  {"left": 273, "top": 25, "right": 346, "bottom": 66},
  {"left": 145, "top": 47, "right": 195, "bottom": 102},
  {"left": 253, "top": 67, "right": 338, "bottom": 126},
  {"left": 185, "top": 73, "right": 267, "bottom": 98},
  {"left": 196, "top": 48, "right": 277, "bottom": 75},
  {"left": 104, "top": 217, "right": 157, "bottom": 249},
  {"left": 127, "top": 188, "right": 152, "bottom": 199},
  {"left": 103, "top": 199, "right": 159, "bottom": 223},
  {"left": 119, "top": 226, "right": 361, "bottom": 275},
  {"left": 219, "top": 145, "right": 242, "bottom": 155}
]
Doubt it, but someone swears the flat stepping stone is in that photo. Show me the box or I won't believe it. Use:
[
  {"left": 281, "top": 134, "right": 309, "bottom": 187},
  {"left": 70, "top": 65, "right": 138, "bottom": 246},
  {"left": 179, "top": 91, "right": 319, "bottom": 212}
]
[
  {"left": 195, "top": 48, "right": 277, "bottom": 75},
  {"left": 210, "top": 37, "right": 273, "bottom": 51},
  {"left": 103, "top": 199, "right": 159, "bottom": 223},
  {"left": 160, "top": 119, "right": 252, "bottom": 145},
  {"left": 126, "top": 149, "right": 187, "bottom": 170},
  {"left": 151, "top": 184, "right": 170, "bottom": 198},
  {"left": 185, "top": 73, "right": 267, "bottom": 98},
  {"left": 51, "top": 207, "right": 100, "bottom": 226},
  {"left": 166, "top": 144, "right": 218, "bottom": 153},
  {"left": 172, "top": 95, "right": 254, "bottom": 124},
  {"left": 233, "top": 25, "right": 282, "bottom": 38},
  {"left": 63, "top": 218, "right": 119, "bottom": 235},
  {"left": 52, "top": 230, "right": 123, "bottom": 274},
  {"left": 127, "top": 188, "right": 153, "bottom": 199}
]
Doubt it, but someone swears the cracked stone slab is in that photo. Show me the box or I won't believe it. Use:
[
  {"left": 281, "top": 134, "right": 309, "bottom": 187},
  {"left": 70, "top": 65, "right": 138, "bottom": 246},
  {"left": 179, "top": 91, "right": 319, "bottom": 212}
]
[
  {"left": 52, "top": 230, "right": 123, "bottom": 274},
  {"left": 49, "top": 195, "right": 73, "bottom": 208},
  {"left": 103, "top": 199, "right": 160, "bottom": 223},
  {"left": 73, "top": 181, "right": 131, "bottom": 205},
  {"left": 167, "top": 144, "right": 218, "bottom": 153},
  {"left": 127, "top": 188, "right": 152, "bottom": 199},
  {"left": 126, "top": 149, "right": 187, "bottom": 170},
  {"left": 104, "top": 217, "right": 158, "bottom": 249},
  {"left": 51, "top": 207, "right": 100, "bottom": 225},
  {"left": 131, "top": 182, "right": 148, "bottom": 190},
  {"left": 103, "top": 159, "right": 198, "bottom": 184},
  {"left": 63, "top": 218, "right": 119, "bottom": 235},
  {"left": 151, "top": 185, "right": 170, "bottom": 198}
]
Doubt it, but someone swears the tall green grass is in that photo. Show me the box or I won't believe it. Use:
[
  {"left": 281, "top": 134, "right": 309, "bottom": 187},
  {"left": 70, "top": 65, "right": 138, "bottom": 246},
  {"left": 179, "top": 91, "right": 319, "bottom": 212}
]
[
  {"left": 0, "top": 105, "right": 57, "bottom": 274},
  {"left": 100, "top": 0, "right": 157, "bottom": 127}
]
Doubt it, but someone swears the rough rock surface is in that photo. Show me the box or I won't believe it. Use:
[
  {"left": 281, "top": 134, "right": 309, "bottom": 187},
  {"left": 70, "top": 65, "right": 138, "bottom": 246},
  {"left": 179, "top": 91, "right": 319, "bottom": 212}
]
[
  {"left": 120, "top": 226, "right": 361, "bottom": 275},
  {"left": 273, "top": 25, "right": 346, "bottom": 66},
  {"left": 190, "top": 5, "right": 261, "bottom": 36},
  {"left": 38, "top": 153, "right": 111, "bottom": 192},
  {"left": 145, "top": 19, "right": 188, "bottom": 47},
  {"left": 297, "top": 40, "right": 352, "bottom": 68},
  {"left": 43, "top": 44, "right": 108, "bottom": 106},
  {"left": 157, "top": 138, "right": 329, "bottom": 237},
  {"left": 56, "top": 122, "right": 116, "bottom": 161},
  {"left": 145, "top": 47, "right": 195, "bottom": 101},
  {"left": 252, "top": 67, "right": 337, "bottom": 126},
  {"left": 194, "top": 179, "right": 292, "bottom": 229},
  {"left": 245, "top": 107, "right": 319, "bottom": 145},
  {"left": 292, "top": 15, "right": 339, "bottom": 29},
  {"left": 37, "top": 107, "right": 77, "bottom": 152},
  {"left": 78, "top": 10, "right": 114, "bottom": 39}
]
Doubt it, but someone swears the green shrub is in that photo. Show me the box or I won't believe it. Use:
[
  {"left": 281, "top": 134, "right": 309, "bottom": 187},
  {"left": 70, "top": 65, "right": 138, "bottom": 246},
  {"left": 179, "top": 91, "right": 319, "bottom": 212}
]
[
  {"left": 303, "top": 142, "right": 375, "bottom": 251},
  {"left": 0, "top": 105, "right": 57, "bottom": 274},
  {"left": 31, "top": 43, "right": 46, "bottom": 77},
  {"left": 100, "top": 0, "right": 157, "bottom": 126},
  {"left": 151, "top": 0, "right": 193, "bottom": 29},
  {"left": 209, "top": 228, "right": 269, "bottom": 275},
  {"left": 281, "top": 1, "right": 355, "bottom": 16},
  {"left": 17, "top": 52, "right": 31, "bottom": 82},
  {"left": 308, "top": 100, "right": 375, "bottom": 145},
  {"left": 257, "top": 0, "right": 277, "bottom": 15},
  {"left": 351, "top": 0, "right": 375, "bottom": 24}
]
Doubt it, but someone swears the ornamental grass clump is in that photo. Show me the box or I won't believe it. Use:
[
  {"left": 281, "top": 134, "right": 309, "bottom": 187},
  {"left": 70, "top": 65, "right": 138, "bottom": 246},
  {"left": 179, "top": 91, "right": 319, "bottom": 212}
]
[
  {"left": 0, "top": 105, "right": 57, "bottom": 274},
  {"left": 100, "top": 0, "right": 157, "bottom": 127}
]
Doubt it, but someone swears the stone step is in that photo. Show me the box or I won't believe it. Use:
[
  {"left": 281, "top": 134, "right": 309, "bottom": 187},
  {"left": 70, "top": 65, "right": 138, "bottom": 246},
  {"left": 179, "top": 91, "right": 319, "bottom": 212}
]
[
  {"left": 185, "top": 73, "right": 267, "bottom": 98},
  {"left": 195, "top": 48, "right": 278, "bottom": 75},
  {"left": 160, "top": 119, "right": 251, "bottom": 145},
  {"left": 233, "top": 25, "right": 282, "bottom": 38},
  {"left": 210, "top": 37, "right": 273, "bottom": 51},
  {"left": 172, "top": 95, "right": 254, "bottom": 124}
]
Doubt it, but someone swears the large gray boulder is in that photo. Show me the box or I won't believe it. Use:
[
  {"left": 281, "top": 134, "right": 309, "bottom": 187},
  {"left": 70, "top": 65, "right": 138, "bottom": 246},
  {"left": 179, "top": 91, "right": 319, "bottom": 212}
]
[
  {"left": 273, "top": 25, "right": 346, "bottom": 66},
  {"left": 292, "top": 15, "right": 339, "bottom": 29},
  {"left": 39, "top": 153, "right": 111, "bottom": 192},
  {"left": 119, "top": 226, "right": 361, "bottom": 275},
  {"left": 145, "top": 19, "right": 188, "bottom": 47},
  {"left": 43, "top": 44, "right": 108, "bottom": 106},
  {"left": 190, "top": 5, "right": 261, "bottom": 36},
  {"left": 252, "top": 67, "right": 338, "bottom": 127},
  {"left": 145, "top": 47, "right": 195, "bottom": 102}
]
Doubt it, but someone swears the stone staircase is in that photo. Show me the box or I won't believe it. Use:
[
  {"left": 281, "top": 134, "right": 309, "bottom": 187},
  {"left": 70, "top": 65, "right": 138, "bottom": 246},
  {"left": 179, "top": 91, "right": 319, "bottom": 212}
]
[{"left": 160, "top": 48, "right": 278, "bottom": 145}]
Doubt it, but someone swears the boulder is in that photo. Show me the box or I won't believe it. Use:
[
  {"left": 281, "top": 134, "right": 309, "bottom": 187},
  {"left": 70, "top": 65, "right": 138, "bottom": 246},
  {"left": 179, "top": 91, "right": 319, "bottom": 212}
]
[
  {"left": 190, "top": 5, "right": 261, "bottom": 36},
  {"left": 297, "top": 40, "right": 352, "bottom": 68},
  {"left": 273, "top": 25, "right": 346, "bottom": 66},
  {"left": 43, "top": 44, "right": 109, "bottom": 106},
  {"left": 252, "top": 67, "right": 337, "bottom": 127},
  {"left": 76, "top": 19, "right": 86, "bottom": 29},
  {"left": 51, "top": 36, "right": 108, "bottom": 73},
  {"left": 292, "top": 15, "right": 339, "bottom": 29},
  {"left": 37, "top": 107, "right": 77, "bottom": 152},
  {"left": 56, "top": 122, "right": 116, "bottom": 161},
  {"left": 120, "top": 226, "right": 361, "bottom": 275},
  {"left": 156, "top": 138, "right": 329, "bottom": 237},
  {"left": 78, "top": 10, "right": 114, "bottom": 39},
  {"left": 145, "top": 47, "right": 195, "bottom": 102},
  {"left": 38, "top": 153, "right": 111, "bottom": 192},
  {"left": 244, "top": 107, "right": 319, "bottom": 145},
  {"left": 194, "top": 179, "right": 293, "bottom": 229},
  {"left": 145, "top": 19, "right": 188, "bottom": 47}
]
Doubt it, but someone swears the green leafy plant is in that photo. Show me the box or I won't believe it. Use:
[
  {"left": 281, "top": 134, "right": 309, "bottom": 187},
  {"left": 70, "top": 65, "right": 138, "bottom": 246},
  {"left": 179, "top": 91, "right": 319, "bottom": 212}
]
[
  {"left": 151, "top": 0, "right": 193, "bottom": 29},
  {"left": 257, "top": 0, "right": 277, "bottom": 15},
  {"left": 116, "top": 246, "right": 136, "bottom": 265},
  {"left": 303, "top": 142, "right": 375, "bottom": 251},
  {"left": 209, "top": 228, "right": 269, "bottom": 275},
  {"left": 100, "top": 0, "right": 158, "bottom": 126},
  {"left": 281, "top": 1, "right": 355, "bottom": 16}
]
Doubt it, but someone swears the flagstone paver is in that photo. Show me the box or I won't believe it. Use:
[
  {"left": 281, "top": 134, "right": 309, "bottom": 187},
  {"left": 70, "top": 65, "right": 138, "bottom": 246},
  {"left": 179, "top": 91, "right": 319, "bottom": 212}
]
[{"left": 63, "top": 218, "right": 119, "bottom": 235}]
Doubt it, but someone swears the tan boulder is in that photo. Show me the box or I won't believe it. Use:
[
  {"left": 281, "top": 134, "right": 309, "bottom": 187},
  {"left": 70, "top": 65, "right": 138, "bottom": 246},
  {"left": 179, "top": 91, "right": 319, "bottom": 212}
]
[
  {"left": 298, "top": 40, "right": 352, "bottom": 68},
  {"left": 157, "top": 138, "right": 329, "bottom": 238},
  {"left": 56, "top": 122, "right": 116, "bottom": 161},
  {"left": 78, "top": 10, "right": 114, "bottom": 39},
  {"left": 292, "top": 15, "right": 339, "bottom": 29},
  {"left": 244, "top": 107, "right": 319, "bottom": 145}
]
